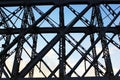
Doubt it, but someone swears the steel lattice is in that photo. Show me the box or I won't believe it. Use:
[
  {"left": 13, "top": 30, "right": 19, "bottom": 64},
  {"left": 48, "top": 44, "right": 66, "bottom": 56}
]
[{"left": 0, "top": 0, "right": 120, "bottom": 80}]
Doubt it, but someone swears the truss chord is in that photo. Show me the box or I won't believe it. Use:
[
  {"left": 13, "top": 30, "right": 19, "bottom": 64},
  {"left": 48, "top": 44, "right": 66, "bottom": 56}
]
[
  {"left": 0, "top": 1, "right": 119, "bottom": 79},
  {"left": 0, "top": 0, "right": 120, "bottom": 6}
]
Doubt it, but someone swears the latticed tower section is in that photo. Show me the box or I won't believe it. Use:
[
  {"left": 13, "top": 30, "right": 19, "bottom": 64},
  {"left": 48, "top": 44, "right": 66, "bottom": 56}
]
[{"left": 0, "top": 0, "right": 120, "bottom": 80}]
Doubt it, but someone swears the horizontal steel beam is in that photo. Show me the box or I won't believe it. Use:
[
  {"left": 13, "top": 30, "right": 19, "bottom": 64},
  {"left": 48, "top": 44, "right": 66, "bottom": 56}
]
[
  {"left": 0, "top": 0, "right": 120, "bottom": 6},
  {"left": 0, "top": 27, "right": 120, "bottom": 34},
  {"left": 1, "top": 77, "right": 120, "bottom": 80}
]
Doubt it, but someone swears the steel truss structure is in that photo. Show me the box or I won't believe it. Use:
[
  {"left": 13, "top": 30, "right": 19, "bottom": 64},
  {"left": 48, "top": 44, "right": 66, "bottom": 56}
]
[{"left": 0, "top": 0, "right": 120, "bottom": 80}]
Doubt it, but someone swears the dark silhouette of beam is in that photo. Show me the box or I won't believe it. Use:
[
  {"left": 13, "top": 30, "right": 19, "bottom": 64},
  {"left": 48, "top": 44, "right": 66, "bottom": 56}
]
[
  {"left": 0, "top": 0, "right": 120, "bottom": 6},
  {"left": 0, "top": 27, "right": 119, "bottom": 34}
]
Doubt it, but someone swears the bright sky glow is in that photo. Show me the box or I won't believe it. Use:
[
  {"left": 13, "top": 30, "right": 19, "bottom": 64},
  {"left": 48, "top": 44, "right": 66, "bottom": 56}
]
[{"left": 0, "top": 4, "right": 120, "bottom": 78}]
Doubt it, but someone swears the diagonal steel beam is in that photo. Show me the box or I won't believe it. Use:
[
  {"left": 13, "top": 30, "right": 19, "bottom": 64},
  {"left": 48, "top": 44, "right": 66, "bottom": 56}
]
[
  {"left": 18, "top": 5, "right": 92, "bottom": 78},
  {"left": 82, "top": 34, "right": 115, "bottom": 77},
  {"left": 65, "top": 5, "right": 92, "bottom": 32},
  {"left": 116, "top": 69, "right": 120, "bottom": 76},
  {"left": 18, "top": 34, "right": 61, "bottom": 77},
  {"left": 0, "top": 6, "right": 56, "bottom": 58},
  {"left": 48, "top": 5, "right": 92, "bottom": 77},
  {"left": 0, "top": 0, "right": 120, "bottom": 6},
  {"left": 67, "top": 12, "right": 120, "bottom": 76},
  {"left": 48, "top": 34, "right": 87, "bottom": 77}
]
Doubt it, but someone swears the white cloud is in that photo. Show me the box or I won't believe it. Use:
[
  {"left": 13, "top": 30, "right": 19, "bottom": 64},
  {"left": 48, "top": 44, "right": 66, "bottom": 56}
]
[{"left": 2, "top": 44, "right": 120, "bottom": 78}]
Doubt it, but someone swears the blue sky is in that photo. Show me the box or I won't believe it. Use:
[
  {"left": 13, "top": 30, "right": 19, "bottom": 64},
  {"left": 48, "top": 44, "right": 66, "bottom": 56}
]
[{"left": 0, "top": 4, "right": 120, "bottom": 77}]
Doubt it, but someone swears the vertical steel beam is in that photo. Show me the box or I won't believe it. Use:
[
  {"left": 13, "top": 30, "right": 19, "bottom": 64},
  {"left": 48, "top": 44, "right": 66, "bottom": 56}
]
[
  {"left": 18, "top": 6, "right": 57, "bottom": 77},
  {"left": 95, "top": 5, "right": 114, "bottom": 76},
  {"left": 0, "top": 0, "right": 119, "bottom": 79},
  {"left": 66, "top": 12, "right": 120, "bottom": 76},
  {"left": 48, "top": 5, "right": 92, "bottom": 77},
  {"left": 19, "top": 34, "right": 61, "bottom": 77},
  {"left": 82, "top": 34, "right": 116, "bottom": 77},
  {"left": 89, "top": 6, "right": 100, "bottom": 77},
  {"left": 28, "top": 7, "right": 37, "bottom": 78},
  {"left": 12, "top": 7, "right": 29, "bottom": 78},
  {"left": 0, "top": 8, "right": 11, "bottom": 78},
  {"left": 0, "top": 6, "right": 57, "bottom": 57},
  {"left": 59, "top": 5, "right": 66, "bottom": 80}
]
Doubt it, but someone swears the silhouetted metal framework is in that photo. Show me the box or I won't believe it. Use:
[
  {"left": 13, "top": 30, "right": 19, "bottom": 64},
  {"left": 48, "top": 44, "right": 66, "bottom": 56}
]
[{"left": 0, "top": 0, "right": 120, "bottom": 80}]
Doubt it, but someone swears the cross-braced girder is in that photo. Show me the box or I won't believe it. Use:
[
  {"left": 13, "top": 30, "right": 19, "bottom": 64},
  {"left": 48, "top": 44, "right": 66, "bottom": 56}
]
[{"left": 0, "top": 0, "right": 120, "bottom": 80}]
